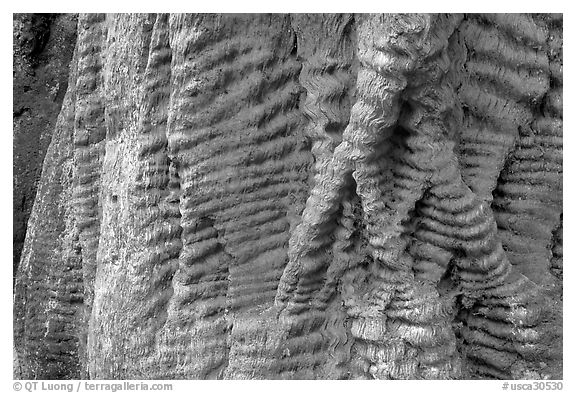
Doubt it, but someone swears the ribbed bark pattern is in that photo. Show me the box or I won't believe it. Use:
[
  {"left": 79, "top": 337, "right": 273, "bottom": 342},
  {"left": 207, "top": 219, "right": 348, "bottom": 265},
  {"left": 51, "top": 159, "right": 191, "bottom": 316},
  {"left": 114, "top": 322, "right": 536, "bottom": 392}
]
[
  {"left": 268, "top": 13, "right": 356, "bottom": 379},
  {"left": 14, "top": 44, "right": 83, "bottom": 379},
  {"left": 15, "top": 13, "right": 562, "bottom": 380}
]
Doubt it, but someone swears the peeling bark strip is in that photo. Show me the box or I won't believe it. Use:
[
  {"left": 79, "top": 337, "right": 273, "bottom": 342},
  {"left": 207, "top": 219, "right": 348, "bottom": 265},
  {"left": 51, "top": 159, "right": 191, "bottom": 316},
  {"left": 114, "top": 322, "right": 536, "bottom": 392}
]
[{"left": 14, "top": 13, "right": 562, "bottom": 380}]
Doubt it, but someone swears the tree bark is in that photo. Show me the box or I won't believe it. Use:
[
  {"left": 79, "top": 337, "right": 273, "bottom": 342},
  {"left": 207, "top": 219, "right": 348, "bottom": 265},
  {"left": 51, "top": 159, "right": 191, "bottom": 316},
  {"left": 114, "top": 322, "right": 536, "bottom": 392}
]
[{"left": 14, "top": 13, "right": 563, "bottom": 380}]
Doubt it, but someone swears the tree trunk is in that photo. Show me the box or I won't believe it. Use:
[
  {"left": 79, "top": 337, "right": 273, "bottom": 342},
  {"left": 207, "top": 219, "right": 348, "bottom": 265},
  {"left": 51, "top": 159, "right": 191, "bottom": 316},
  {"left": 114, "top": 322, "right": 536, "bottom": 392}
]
[{"left": 14, "top": 13, "right": 563, "bottom": 380}]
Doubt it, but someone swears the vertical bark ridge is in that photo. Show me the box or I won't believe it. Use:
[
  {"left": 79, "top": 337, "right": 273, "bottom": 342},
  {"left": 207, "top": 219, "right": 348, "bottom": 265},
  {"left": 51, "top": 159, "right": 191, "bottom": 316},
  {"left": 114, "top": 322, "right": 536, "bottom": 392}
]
[
  {"left": 148, "top": 14, "right": 311, "bottom": 379},
  {"left": 71, "top": 13, "right": 107, "bottom": 378},
  {"left": 264, "top": 14, "right": 356, "bottom": 379},
  {"left": 14, "top": 41, "right": 82, "bottom": 379}
]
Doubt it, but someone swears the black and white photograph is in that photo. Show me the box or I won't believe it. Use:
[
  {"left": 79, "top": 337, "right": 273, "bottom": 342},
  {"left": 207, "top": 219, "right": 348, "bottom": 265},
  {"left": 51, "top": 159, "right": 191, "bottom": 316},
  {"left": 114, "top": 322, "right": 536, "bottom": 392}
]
[{"left": 9, "top": 8, "right": 567, "bottom": 388}]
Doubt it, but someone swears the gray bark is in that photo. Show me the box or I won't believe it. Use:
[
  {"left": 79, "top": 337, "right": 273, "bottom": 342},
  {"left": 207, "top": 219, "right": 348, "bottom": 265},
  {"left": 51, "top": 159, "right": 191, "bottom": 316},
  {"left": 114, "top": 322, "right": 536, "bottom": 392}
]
[{"left": 14, "top": 13, "right": 563, "bottom": 380}]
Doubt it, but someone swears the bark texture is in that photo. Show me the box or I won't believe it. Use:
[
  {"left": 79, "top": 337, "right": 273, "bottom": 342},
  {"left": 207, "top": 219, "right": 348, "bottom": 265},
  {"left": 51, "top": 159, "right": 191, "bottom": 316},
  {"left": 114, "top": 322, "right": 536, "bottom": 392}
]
[
  {"left": 14, "top": 13, "right": 563, "bottom": 380},
  {"left": 13, "top": 13, "right": 78, "bottom": 278}
]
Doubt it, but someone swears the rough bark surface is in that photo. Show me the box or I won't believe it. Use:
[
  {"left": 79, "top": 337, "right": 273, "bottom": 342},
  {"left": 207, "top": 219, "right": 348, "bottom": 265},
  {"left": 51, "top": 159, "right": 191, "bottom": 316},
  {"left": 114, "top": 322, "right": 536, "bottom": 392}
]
[
  {"left": 13, "top": 14, "right": 78, "bottom": 279},
  {"left": 14, "top": 13, "right": 563, "bottom": 380}
]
